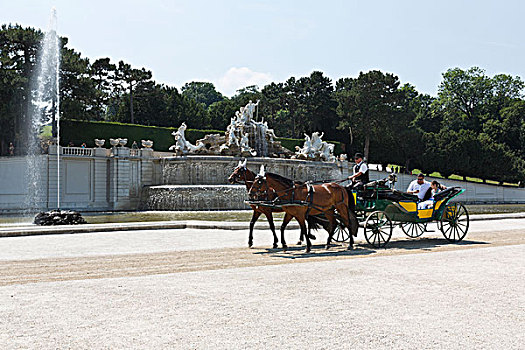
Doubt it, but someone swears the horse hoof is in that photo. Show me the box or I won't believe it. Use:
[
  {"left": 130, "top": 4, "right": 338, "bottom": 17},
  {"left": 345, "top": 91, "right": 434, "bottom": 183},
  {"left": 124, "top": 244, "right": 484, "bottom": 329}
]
[
  {"left": 282, "top": 245, "right": 288, "bottom": 252},
  {"left": 273, "top": 243, "right": 278, "bottom": 249},
  {"left": 325, "top": 245, "right": 330, "bottom": 250},
  {"left": 305, "top": 248, "right": 311, "bottom": 253},
  {"left": 296, "top": 241, "right": 302, "bottom": 246}
]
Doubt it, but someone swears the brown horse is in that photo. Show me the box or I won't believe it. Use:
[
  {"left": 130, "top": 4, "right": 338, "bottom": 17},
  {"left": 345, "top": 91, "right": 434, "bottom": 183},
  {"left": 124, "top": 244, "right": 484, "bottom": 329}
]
[
  {"left": 249, "top": 169, "right": 358, "bottom": 252},
  {"left": 228, "top": 160, "right": 319, "bottom": 248}
]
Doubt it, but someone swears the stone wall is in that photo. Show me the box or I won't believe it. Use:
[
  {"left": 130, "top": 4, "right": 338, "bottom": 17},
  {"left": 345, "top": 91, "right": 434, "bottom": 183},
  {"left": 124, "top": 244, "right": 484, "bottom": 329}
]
[{"left": 1, "top": 148, "right": 525, "bottom": 213}]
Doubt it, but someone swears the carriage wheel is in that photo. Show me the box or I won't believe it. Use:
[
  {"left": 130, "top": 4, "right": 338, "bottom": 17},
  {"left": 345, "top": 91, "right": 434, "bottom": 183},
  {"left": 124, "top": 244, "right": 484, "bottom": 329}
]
[
  {"left": 439, "top": 203, "right": 469, "bottom": 242},
  {"left": 364, "top": 211, "right": 393, "bottom": 248},
  {"left": 400, "top": 222, "right": 427, "bottom": 238},
  {"left": 332, "top": 221, "right": 350, "bottom": 243}
]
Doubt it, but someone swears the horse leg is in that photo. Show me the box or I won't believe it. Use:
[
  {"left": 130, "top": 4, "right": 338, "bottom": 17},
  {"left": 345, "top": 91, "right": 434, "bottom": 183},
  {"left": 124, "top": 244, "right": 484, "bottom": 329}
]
[
  {"left": 299, "top": 217, "right": 317, "bottom": 245},
  {"left": 297, "top": 217, "right": 304, "bottom": 246},
  {"left": 298, "top": 215, "right": 311, "bottom": 253},
  {"left": 264, "top": 211, "right": 279, "bottom": 249},
  {"left": 248, "top": 210, "right": 262, "bottom": 248},
  {"left": 280, "top": 213, "right": 292, "bottom": 251},
  {"left": 347, "top": 210, "right": 358, "bottom": 250},
  {"left": 324, "top": 210, "right": 336, "bottom": 249}
]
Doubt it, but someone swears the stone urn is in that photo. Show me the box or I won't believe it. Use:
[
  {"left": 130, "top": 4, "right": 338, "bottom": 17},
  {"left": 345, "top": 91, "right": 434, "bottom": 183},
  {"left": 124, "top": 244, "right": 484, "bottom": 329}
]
[
  {"left": 109, "top": 138, "right": 120, "bottom": 147},
  {"left": 141, "top": 140, "right": 153, "bottom": 148},
  {"left": 119, "top": 138, "right": 128, "bottom": 147},
  {"left": 94, "top": 139, "right": 105, "bottom": 148}
]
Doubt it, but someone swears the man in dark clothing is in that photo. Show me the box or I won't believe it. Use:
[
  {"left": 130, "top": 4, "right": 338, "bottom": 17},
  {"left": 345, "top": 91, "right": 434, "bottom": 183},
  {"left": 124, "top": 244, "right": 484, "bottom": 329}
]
[{"left": 348, "top": 152, "right": 369, "bottom": 191}]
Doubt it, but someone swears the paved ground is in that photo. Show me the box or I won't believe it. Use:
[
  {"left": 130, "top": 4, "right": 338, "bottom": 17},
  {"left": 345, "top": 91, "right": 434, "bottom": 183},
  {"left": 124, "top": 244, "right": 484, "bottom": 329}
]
[{"left": 0, "top": 218, "right": 524, "bottom": 349}]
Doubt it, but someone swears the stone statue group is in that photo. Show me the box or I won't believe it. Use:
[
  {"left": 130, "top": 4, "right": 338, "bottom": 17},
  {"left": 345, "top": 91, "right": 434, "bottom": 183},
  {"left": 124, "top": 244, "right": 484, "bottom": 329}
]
[
  {"left": 293, "top": 131, "right": 336, "bottom": 162},
  {"left": 169, "top": 100, "right": 337, "bottom": 162}
]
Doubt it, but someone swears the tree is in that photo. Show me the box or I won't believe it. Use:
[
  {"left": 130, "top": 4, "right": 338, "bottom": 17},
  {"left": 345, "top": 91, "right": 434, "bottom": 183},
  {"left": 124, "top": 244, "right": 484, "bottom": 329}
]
[
  {"left": 181, "top": 81, "right": 224, "bottom": 108},
  {"left": 114, "top": 61, "right": 152, "bottom": 124},
  {"left": 337, "top": 70, "right": 401, "bottom": 161},
  {"left": 90, "top": 57, "right": 116, "bottom": 120}
]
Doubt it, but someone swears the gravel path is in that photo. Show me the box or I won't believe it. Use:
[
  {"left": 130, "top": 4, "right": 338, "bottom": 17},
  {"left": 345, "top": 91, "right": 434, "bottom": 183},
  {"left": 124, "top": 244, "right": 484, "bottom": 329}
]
[{"left": 0, "top": 219, "right": 524, "bottom": 349}]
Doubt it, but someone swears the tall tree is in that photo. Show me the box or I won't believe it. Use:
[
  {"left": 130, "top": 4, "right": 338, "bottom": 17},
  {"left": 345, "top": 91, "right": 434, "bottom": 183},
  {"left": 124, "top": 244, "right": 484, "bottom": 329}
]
[
  {"left": 181, "top": 81, "right": 224, "bottom": 108},
  {"left": 114, "top": 61, "right": 152, "bottom": 124},
  {"left": 337, "top": 70, "right": 401, "bottom": 160}
]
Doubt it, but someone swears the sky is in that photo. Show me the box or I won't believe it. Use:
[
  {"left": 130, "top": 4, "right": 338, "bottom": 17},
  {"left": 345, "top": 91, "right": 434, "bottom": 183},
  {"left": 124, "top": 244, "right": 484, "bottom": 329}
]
[{"left": 2, "top": 0, "right": 524, "bottom": 96}]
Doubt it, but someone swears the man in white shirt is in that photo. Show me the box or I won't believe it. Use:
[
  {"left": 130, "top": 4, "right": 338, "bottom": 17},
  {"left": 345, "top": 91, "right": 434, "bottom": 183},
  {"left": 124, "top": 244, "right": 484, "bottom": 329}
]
[
  {"left": 348, "top": 152, "right": 369, "bottom": 191},
  {"left": 407, "top": 173, "right": 431, "bottom": 201}
]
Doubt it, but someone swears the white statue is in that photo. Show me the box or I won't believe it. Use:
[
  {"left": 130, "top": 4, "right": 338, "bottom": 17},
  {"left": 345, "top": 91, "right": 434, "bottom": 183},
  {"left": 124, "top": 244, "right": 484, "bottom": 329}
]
[
  {"left": 226, "top": 118, "right": 239, "bottom": 147},
  {"left": 169, "top": 122, "right": 205, "bottom": 154},
  {"left": 240, "top": 130, "right": 256, "bottom": 156},
  {"left": 243, "top": 100, "right": 260, "bottom": 123},
  {"left": 294, "top": 131, "right": 336, "bottom": 162},
  {"left": 311, "top": 132, "right": 324, "bottom": 151}
]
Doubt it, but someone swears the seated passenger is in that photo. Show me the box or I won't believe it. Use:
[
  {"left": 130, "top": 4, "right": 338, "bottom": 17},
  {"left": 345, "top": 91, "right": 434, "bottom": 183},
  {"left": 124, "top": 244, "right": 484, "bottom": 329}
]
[
  {"left": 407, "top": 173, "right": 431, "bottom": 202},
  {"left": 418, "top": 180, "right": 447, "bottom": 209}
]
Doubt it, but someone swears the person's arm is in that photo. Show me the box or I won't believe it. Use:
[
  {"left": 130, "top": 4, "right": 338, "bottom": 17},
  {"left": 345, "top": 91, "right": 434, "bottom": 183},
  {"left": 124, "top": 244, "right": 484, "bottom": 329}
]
[
  {"left": 348, "top": 171, "right": 363, "bottom": 181},
  {"left": 407, "top": 182, "right": 419, "bottom": 194}
]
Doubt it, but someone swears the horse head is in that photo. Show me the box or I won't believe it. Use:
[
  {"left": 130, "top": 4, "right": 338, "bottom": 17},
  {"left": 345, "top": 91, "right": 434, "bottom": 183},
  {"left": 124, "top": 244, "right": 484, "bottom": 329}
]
[
  {"left": 228, "top": 159, "right": 250, "bottom": 184},
  {"left": 248, "top": 172, "right": 269, "bottom": 200}
]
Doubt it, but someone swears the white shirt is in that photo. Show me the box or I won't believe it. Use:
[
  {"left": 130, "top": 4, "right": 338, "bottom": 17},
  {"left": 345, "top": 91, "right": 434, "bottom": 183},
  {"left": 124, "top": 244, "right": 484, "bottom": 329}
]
[
  {"left": 353, "top": 161, "right": 368, "bottom": 175},
  {"left": 407, "top": 180, "right": 431, "bottom": 201}
]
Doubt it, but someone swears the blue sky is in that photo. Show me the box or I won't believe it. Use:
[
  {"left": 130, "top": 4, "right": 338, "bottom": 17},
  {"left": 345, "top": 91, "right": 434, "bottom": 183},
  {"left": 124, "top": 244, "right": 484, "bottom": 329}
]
[{"left": 2, "top": 0, "right": 524, "bottom": 96}]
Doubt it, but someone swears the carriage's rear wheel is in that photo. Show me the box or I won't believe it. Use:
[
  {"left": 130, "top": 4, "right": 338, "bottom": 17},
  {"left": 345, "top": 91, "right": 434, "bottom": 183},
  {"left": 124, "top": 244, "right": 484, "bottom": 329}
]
[
  {"left": 400, "top": 222, "right": 427, "bottom": 238},
  {"left": 439, "top": 203, "right": 469, "bottom": 242},
  {"left": 364, "top": 211, "right": 393, "bottom": 248},
  {"left": 332, "top": 220, "right": 350, "bottom": 242}
]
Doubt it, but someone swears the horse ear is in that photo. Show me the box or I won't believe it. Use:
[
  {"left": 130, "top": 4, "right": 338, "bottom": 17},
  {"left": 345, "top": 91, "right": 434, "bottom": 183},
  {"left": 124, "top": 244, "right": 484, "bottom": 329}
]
[
  {"left": 241, "top": 159, "right": 247, "bottom": 168},
  {"left": 258, "top": 164, "right": 265, "bottom": 176}
]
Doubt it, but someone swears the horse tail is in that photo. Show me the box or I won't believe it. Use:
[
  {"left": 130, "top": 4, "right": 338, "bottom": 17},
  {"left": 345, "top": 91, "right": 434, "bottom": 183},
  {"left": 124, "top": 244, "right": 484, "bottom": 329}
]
[{"left": 307, "top": 214, "right": 330, "bottom": 232}]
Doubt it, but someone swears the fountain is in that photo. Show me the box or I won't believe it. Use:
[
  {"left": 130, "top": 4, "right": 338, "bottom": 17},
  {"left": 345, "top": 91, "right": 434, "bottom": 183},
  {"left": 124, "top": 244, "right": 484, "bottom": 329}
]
[
  {"left": 27, "top": 8, "right": 85, "bottom": 225},
  {"left": 25, "top": 8, "right": 61, "bottom": 212}
]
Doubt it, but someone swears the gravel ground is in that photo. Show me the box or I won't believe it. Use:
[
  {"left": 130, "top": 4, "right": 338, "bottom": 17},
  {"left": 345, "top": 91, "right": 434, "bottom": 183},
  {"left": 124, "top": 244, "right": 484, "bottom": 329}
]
[{"left": 0, "top": 219, "right": 524, "bottom": 349}]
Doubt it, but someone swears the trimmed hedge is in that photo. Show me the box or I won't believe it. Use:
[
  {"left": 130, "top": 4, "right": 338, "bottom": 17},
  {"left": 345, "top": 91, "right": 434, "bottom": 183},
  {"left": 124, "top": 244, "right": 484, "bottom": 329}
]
[
  {"left": 60, "top": 120, "right": 343, "bottom": 154},
  {"left": 60, "top": 120, "right": 224, "bottom": 152}
]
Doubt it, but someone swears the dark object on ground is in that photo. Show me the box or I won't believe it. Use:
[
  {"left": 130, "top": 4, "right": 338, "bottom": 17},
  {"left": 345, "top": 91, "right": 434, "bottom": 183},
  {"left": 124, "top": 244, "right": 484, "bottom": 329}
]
[{"left": 33, "top": 210, "right": 87, "bottom": 226}]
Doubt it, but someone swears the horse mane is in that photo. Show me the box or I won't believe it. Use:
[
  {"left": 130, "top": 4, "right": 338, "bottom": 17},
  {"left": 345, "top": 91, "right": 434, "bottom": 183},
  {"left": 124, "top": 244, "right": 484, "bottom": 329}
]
[{"left": 265, "top": 172, "right": 304, "bottom": 187}]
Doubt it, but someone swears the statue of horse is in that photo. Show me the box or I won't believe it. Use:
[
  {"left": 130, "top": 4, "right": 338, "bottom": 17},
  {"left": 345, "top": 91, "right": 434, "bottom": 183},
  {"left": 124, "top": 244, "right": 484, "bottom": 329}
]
[{"left": 249, "top": 167, "right": 358, "bottom": 252}]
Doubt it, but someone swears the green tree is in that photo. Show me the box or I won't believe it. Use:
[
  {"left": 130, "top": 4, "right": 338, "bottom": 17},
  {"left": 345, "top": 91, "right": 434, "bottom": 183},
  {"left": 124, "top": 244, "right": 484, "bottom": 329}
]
[
  {"left": 181, "top": 81, "right": 224, "bottom": 108},
  {"left": 114, "top": 61, "right": 152, "bottom": 124},
  {"left": 337, "top": 70, "right": 401, "bottom": 161}
]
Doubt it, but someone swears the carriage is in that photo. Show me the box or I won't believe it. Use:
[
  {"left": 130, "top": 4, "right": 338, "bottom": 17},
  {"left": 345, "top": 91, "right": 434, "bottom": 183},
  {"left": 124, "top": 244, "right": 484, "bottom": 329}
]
[
  {"left": 331, "top": 176, "right": 470, "bottom": 248},
  {"left": 247, "top": 174, "right": 469, "bottom": 249}
]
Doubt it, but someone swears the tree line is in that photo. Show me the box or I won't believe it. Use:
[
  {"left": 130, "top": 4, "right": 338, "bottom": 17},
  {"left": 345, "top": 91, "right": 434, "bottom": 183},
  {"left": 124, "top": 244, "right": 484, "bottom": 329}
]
[{"left": 1, "top": 25, "right": 524, "bottom": 183}]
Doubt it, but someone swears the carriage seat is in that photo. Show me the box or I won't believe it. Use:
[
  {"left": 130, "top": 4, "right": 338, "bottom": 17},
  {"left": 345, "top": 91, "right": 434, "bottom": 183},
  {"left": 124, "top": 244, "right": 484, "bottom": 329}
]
[{"left": 378, "top": 189, "right": 419, "bottom": 202}]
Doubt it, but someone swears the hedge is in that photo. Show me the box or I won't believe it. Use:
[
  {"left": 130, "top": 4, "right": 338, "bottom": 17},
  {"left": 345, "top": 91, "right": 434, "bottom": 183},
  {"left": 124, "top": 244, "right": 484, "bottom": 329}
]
[{"left": 60, "top": 119, "right": 343, "bottom": 154}]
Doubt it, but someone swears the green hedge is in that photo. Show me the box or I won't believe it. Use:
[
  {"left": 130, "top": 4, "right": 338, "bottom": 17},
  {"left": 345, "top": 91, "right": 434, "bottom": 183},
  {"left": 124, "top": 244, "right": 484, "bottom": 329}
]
[
  {"left": 60, "top": 120, "right": 343, "bottom": 154},
  {"left": 60, "top": 120, "right": 224, "bottom": 152}
]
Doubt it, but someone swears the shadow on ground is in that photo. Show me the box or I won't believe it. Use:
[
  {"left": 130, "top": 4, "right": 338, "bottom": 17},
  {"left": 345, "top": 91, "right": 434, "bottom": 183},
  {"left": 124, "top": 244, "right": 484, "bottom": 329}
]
[{"left": 254, "top": 237, "right": 489, "bottom": 259}]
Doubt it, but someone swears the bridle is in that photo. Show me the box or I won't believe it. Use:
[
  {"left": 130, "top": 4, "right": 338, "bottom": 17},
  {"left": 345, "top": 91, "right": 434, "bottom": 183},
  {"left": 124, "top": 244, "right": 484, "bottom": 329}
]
[
  {"left": 230, "top": 166, "right": 253, "bottom": 186},
  {"left": 249, "top": 175, "right": 272, "bottom": 200}
]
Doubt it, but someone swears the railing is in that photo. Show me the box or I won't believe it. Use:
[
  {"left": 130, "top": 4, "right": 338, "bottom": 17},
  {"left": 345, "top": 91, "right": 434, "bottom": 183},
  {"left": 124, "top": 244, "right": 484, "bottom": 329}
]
[
  {"left": 130, "top": 149, "right": 140, "bottom": 157},
  {"left": 62, "top": 147, "right": 93, "bottom": 156}
]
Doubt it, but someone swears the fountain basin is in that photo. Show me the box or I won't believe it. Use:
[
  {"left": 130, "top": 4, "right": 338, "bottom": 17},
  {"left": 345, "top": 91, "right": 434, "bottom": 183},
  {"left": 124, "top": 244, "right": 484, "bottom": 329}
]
[{"left": 140, "top": 185, "right": 249, "bottom": 211}]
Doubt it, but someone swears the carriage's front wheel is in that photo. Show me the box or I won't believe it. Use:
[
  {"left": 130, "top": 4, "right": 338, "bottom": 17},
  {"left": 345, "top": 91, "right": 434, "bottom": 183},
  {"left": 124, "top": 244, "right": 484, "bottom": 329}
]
[
  {"left": 400, "top": 222, "right": 427, "bottom": 238},
  {"left": 364, "top": 211, "right": 393, "bottom": 248},
  {"left": 439, "top": 203, "right": 469, "bottom": 242}
]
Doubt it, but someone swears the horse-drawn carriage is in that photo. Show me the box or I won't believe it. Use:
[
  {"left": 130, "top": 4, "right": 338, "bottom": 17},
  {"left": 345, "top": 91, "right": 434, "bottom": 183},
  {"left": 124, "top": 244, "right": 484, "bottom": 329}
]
[
  {"left": 331, "top": 176, "right": 470, "bottom": 248},
  {"left": 229, "top": 161, "right": 469, "bottom": 252}
]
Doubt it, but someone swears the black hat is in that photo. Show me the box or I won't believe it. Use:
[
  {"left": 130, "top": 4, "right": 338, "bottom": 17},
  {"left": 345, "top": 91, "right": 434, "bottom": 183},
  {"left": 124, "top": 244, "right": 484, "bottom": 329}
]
[{"left": 354, "top": 153, "right": 363, "bottom": 159}]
